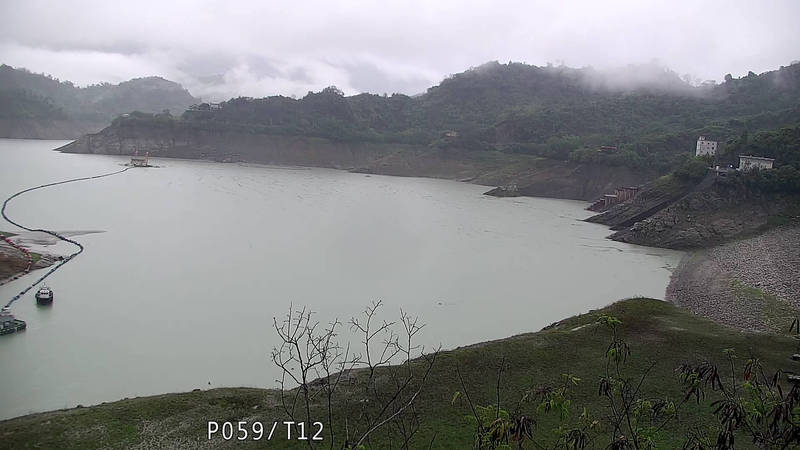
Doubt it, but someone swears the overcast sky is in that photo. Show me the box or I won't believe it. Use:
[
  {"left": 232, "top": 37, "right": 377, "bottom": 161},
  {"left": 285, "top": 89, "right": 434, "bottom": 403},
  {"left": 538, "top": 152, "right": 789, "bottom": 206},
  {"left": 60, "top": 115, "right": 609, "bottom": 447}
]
[{"left": 1, "top": 0, "right": 798, "bottom": 101}]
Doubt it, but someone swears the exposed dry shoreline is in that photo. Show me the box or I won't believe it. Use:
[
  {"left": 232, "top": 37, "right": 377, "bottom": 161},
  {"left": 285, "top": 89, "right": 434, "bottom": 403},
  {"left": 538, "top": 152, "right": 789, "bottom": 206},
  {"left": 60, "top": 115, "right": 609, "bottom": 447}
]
[
  {"left": 0, "top": 235, "right": 57, "bottom": 286},
  {"left": 666, "top": 226, "right": 800, "bottom": 332},
  {"left": 57, "top": 127, "right": 658, "bottom": 201}
]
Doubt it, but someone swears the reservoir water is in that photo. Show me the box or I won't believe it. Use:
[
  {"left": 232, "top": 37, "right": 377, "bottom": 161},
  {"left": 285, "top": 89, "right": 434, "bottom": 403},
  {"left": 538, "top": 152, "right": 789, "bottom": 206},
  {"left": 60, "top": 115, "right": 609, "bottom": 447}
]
[{"left": 0, "top": 139, "right": 682, "bottom": 419}]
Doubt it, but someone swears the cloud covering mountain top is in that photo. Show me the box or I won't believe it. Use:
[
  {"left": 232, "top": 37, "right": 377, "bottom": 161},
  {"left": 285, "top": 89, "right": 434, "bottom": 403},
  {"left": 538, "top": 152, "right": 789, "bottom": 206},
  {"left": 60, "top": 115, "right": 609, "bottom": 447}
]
[{"left": 1, "top": 0, "right": 798, "bottom": 101}]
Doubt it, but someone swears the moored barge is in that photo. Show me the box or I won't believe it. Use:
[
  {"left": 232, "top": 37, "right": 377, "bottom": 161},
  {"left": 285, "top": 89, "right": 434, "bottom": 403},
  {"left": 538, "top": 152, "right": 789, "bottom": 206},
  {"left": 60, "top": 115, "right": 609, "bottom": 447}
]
[{"left": 0, "top": 307, "right": 26, "bottom": 335}]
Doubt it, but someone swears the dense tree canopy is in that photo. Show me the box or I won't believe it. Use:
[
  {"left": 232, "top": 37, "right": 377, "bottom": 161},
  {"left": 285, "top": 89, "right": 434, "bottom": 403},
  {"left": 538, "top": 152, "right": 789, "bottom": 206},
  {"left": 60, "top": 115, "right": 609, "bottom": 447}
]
[
  {"left": 104, "top": 60, "right": 800, "bottom": 174},
  {"left": 171, "top": 62, "right": 800, "bottom": 170}
]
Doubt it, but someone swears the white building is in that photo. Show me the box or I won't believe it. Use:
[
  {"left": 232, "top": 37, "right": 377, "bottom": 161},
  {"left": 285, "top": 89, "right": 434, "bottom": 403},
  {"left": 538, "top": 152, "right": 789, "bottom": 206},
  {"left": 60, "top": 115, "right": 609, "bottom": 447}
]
[
  {"left": 696, "top": 136, "right": 718, "bottom": 156},
  {"left": 738, "top": 155, "right": 774, "bottom": 172}
]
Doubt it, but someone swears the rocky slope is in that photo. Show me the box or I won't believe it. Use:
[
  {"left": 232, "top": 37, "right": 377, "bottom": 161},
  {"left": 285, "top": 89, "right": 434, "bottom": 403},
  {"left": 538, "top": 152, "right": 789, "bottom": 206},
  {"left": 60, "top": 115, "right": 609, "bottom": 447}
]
[
  {"left": 666, "top": 226, "right": 800, "bottom": 331},
  {"left": 586, "top": 168, "right": 800, "bottom": 249},
  {"left": 608, "top": 182, "right": 800, "bottom": 249},
  {"left": 584, "top": 173, "right": 697, "bottom": 229}
]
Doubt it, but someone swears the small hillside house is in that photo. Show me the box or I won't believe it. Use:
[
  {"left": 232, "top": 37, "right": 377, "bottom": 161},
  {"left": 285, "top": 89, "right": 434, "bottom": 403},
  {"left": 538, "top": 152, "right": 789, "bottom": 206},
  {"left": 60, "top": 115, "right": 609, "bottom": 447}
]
[
  {"left": 695, "top": 136, "right": 718, "bottom": 157},
  {"left": 738, "top": 155, "right": 774, "bottom": 172}
]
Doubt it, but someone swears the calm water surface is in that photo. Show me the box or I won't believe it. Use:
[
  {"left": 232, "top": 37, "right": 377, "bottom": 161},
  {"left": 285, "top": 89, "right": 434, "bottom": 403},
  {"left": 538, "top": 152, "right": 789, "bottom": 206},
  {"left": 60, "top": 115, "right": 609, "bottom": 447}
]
[{"left": 0, "top": 139, "right": 682, "bottom": 419}]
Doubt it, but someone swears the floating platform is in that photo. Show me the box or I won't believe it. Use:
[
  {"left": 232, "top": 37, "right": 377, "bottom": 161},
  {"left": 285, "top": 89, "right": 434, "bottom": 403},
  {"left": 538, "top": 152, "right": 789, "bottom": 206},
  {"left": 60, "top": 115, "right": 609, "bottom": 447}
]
[
  {"left": 130, "top": 151, "right": 151, "bottom": 167},
  {"left": 0, "top": 307, "right": 26, "bottom": 335}
]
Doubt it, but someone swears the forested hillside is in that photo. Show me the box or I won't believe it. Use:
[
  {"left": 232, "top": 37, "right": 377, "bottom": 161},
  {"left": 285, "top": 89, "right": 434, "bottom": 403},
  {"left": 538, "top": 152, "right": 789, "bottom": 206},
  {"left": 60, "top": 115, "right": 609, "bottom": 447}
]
[
  {"left": 585, "top": 121, "right": 800, "bottom": 249},
  {"left": 0, "top": 64, "right": 199, "bottom": 123},
  {"left": 111, "top": 61, "right": 800, "bottom": 173}
]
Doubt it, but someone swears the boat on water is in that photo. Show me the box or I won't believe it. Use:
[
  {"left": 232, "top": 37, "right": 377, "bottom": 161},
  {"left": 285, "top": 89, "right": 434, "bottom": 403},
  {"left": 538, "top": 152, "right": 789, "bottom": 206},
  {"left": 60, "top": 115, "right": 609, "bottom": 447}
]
[
  {"left": 0, "top": 307, "right": 26, "bottom": 335},
  {"left": 35, "top": 286, "right": 54, "bottom": 305}
]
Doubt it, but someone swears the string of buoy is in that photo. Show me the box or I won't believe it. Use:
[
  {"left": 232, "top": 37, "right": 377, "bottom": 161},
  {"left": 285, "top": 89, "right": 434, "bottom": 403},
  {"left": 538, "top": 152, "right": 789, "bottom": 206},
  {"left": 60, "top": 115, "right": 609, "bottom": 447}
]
[{"left": 2, "top": 166, "right": 132, "bottom": 308}]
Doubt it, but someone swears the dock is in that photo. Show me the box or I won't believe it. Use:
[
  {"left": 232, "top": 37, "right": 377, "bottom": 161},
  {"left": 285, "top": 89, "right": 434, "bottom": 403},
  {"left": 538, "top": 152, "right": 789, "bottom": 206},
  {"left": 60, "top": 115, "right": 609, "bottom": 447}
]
[{"left": 0, "top": 307, "right": 26, "bottom": 335}]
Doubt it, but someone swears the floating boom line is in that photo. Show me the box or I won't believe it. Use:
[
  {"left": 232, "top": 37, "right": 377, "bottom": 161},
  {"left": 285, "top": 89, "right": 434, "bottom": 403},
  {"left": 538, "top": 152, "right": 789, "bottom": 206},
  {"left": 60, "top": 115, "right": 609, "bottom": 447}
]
[{"left": 1, "top": 167, "right": 131, "bottom": 308}]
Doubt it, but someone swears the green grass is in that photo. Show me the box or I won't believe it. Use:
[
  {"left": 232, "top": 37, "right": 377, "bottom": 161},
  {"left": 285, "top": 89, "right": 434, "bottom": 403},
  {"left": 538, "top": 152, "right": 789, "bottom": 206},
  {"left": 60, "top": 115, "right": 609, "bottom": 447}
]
[
  {"left": 732, "top": 279, "right": 799, "bottom": 333},
  {"left": 29, "top": 252, "right": 42, "bottom": 264},
  {"left": 0, "top": 298, "right": 795, "bottom": 449},
  {"left": 765, "top": 201, "right": 800, "bottom": 229},
  {"left": 766, "top": 214, "right": 794, "bottom": 227}
]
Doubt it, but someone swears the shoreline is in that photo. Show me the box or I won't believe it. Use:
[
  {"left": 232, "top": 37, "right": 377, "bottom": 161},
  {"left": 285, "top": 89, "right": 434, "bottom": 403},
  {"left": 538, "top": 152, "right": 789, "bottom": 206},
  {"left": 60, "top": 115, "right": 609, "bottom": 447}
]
[
  {"left": 1, "top": 297, "right": 795, "bottom": 448},
  {"left": 5, "top": 140, "right": 798, "bottom": 429},
  {"left": 665, "top": 225, "right": 800, "bottom": 332},
  {"left": 56, "top": 129, "right": 658, "bottom": 202},
  {"left": 0, "top": 233, "right": 58, "bottom": 287}
]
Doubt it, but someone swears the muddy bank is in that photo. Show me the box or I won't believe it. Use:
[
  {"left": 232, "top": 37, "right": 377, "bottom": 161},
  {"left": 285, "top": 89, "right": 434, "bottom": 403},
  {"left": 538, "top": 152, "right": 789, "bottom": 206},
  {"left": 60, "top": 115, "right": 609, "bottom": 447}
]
[
  {"left": 480, "top": 160, "right": 657, "bottom": 201},
  {"left": 0, "top": 237, "right": 57, "bottom": 286},
  {"left": 0, "top": 231, "right": 96, "bottom": 286},
  {"left": 666, "top": 226, "right": 800, "bottom": 332}
]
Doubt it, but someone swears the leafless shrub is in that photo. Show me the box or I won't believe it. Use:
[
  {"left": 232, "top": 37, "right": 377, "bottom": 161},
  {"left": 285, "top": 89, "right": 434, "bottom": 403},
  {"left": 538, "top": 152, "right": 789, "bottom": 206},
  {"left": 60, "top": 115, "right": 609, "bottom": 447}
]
[{"left": 271, "top": 300, "right": 439, "bottom": 449}]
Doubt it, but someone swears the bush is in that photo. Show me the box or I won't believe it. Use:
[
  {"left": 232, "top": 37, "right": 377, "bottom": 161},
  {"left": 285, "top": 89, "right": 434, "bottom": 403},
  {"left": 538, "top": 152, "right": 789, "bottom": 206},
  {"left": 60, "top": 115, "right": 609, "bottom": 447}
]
[{"left": 673, "top": 156, "right": 709, "bottom": 180}]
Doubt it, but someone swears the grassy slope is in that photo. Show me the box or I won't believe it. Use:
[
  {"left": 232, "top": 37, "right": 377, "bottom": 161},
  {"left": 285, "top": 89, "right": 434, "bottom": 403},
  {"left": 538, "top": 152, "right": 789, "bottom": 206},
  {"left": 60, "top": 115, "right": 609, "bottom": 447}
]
[
  {"left": 731, "top": 279, "right": 799, "bottom": 333},
  {"left": 0, "top": 298, "right": 794, "bottom": 449}
]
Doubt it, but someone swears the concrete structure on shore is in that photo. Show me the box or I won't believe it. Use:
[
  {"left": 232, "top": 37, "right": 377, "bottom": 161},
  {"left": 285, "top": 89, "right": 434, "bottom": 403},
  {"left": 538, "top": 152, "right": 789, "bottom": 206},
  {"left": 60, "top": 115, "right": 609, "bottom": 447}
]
[
  {"left": 696, "top": 136, "right": 718, "bottom": 157},
  {"left": 738, "top": 155, "right": 774, "bottom": 172},
  {"left": 587, "top": 186, "right": 641, "bottom": 212}
]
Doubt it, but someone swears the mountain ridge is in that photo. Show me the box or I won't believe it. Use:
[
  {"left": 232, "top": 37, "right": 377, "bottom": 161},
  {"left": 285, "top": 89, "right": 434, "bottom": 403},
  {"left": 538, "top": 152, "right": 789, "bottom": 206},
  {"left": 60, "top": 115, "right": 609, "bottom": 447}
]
[
  {"left": 0, "top": 64, "right": 200, "bottom": 138},
  {"left": 54, "top": 60, "right": 800, "bottom": 202}
]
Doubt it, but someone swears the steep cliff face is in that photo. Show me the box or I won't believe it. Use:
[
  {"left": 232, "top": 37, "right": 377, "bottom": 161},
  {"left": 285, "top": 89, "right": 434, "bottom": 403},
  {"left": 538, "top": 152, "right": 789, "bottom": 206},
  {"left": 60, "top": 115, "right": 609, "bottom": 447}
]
[
  {"left": 606, "top": 183, "right": 800, "bottom": 249},
  {"left": 58, "top": 124, "right": 422, "bottom": 169},
  {"left": 585, "top": 174, "right": 698, "bottom": 229}
]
